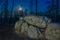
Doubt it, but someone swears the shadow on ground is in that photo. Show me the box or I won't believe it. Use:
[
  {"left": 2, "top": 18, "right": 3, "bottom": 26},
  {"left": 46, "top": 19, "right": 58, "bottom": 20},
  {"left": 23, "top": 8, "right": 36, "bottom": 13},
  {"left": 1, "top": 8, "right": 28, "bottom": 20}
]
[{"left": 0, "top": 32, "right": 47, "bottom": 40}]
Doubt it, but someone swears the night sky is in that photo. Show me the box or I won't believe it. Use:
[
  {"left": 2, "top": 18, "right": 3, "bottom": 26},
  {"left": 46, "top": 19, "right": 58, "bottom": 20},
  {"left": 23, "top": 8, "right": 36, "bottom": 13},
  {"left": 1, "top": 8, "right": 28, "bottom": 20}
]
[
  {"left": 8, "top": 0, "right": 52, "bottom": 12},
  {"left": 0, "top": 0, "right": 60, "bottom": 13}
]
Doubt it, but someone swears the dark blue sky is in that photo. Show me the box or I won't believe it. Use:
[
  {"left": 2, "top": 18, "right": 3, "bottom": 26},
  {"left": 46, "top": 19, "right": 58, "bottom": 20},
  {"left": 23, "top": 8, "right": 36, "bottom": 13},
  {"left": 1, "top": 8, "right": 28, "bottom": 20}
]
[
  {"left": 0, "top": 0, "right": 60, "bottom": 13},
  {"left": 8, "top": 0, "right": 52, "bottom": 12}
]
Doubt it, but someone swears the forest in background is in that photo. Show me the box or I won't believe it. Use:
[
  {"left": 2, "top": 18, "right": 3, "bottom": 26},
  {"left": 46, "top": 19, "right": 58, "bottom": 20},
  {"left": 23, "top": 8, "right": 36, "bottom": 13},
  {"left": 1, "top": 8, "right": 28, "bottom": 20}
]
[{"left": 0, "top": 0, "right": 60, "bottom": 23}]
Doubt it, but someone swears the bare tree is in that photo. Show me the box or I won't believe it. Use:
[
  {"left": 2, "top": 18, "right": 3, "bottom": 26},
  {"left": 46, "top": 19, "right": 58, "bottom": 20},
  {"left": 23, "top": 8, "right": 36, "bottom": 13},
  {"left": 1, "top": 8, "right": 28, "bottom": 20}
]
[
  {"left": 51, "top": 0, "right": 56, "bottom": 22},
  {"left": 11, "top": 0, "right": 14, "bottom": 17},
  {"left": 0, "top": 0, "right": 2, "bottom": 5},
  {"left": 46, "top": 0, "right": 55, "bottom": 22},
  {"left": 55, "top": 0, "right": 59, "bottom": 20},
  {"left": 30, "top": 0, "right": 38, "bottom": 15},
  {"left": 30, "top": 0, "right": 33, "bottom": 15},
  {"left": 36, "top": 0, "right": 38, "bottom": 16},
  {"left": 3, "top": 0, "right": 9, "bottom": 23}
]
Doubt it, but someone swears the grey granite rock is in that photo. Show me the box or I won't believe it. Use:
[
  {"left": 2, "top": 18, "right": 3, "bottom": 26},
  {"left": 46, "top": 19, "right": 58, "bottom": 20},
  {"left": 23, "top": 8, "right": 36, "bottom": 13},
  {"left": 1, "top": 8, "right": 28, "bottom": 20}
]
[{"left": 45, "top": 23, "right": 60, "bottom": 40}]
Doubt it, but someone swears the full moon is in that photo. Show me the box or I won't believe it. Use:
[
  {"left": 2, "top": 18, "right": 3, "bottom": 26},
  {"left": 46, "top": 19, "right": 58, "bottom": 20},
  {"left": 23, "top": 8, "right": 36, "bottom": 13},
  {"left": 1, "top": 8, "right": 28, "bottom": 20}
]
[{"left": 18, "top": 7, "right": 23, "bottom": 11}]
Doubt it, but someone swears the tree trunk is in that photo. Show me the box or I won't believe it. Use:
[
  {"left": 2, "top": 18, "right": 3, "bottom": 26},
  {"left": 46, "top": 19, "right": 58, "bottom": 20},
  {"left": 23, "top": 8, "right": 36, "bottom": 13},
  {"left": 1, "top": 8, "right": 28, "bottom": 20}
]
[
  {"left": 36, "top": 0, "right": 38, "bottom": 16},
  {"left": 55, "top": 0, "right": 59, "bottom": 20},
  {"left": 11, "top": 0, "right": 14, "bottom": 17},
  {"left": 30, "top": 0, "right": 33, "bottom": 15},
  {"left": 4, "top": 0, "right": 8, "bottom": 23}
]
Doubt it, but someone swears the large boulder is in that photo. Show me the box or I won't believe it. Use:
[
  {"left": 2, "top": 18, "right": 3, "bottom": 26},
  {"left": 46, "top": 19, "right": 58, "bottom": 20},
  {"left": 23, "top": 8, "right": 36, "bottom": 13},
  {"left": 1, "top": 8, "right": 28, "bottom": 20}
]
[
  {"left": 15, "top": 21, "right": 43, "bottom": 39},
  {"left": 24, "top": 16, "right": 51, "bottom": 28},
  {"left": 45, "top": 23, "right": 60, "bottom": 40},
  {"left": 15, "top": 16, "right": 51, "bottom": 39}
]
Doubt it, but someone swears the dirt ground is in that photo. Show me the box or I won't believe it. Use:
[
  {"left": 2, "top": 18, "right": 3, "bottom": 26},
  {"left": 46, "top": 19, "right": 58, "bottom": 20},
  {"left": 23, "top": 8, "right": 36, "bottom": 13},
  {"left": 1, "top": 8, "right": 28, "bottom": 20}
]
[{"left": 0, "top": 32, "right": 46, "bottom": 40}]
